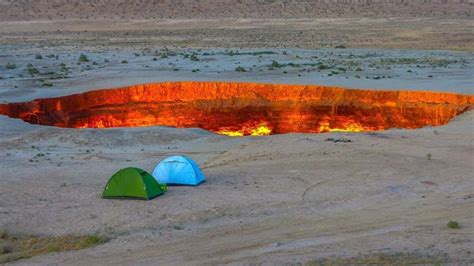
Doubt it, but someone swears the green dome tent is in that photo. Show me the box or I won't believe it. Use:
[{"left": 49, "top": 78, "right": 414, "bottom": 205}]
[{"left": 102, "top": 167, "right": 167, "bottom": 200}]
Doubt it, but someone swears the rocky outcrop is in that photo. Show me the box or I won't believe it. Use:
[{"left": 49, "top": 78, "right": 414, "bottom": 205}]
[{"left": 0, "top": 81, "right": 472, "bottom": 135}]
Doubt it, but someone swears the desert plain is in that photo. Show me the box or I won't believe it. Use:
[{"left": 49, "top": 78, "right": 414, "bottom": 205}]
[{"left": 0, "top": 0, "right": 473, "bottom": 264}]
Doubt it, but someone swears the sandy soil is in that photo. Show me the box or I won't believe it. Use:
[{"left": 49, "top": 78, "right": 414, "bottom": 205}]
[
  {"left": 0, "top": 108, "right": 473, "bottom": 264},
  {"left": 0, "top": 18, "right": 473, "bottom": 51},
  {"left": 1, "top": 0, "right": 472, "bottom": 21},
  {"left": 1, "top": 48, "right": 472, "bottom": 105}
]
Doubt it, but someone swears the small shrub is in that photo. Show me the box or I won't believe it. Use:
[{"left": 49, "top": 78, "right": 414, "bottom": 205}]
[
  {"left": 172, "top": 225, "right": 184, "bottom": 230},
  {"left": 190, "top": 54, "right": 199, "bottom": 62},
  {"left": 60, "top": 63, "right": 68, "bottom": 72},
  {"left": 447, "top": 220, "right": 460, "bottom": 229},
  {"left": 121, "top": 60, "right": 128, "bottom": 64},
  {"left": 0, "top": 229, "right": 7, "bottom": 238},
  {"left": 326, "top": 137, "right": 352, "bottom": 143},
  {"left": 41, "top": 81, "right": 53, "bottom": 87},
  {"left": 0, "top": 243, "right": 12, "bottom": 255},
  {"left": 271, "top": 60, "right": 282, "bottom": 68},
  {"left": 79, "top": 54, "right": 89, "bottom": 62},
  {"left": 47, "top": 246, "right": 60, "bottom": 253},
  {"left": 5, "top": 63, "right": 16, "bottom": 70},
  {"left": 27, "top": 64, "right": 40, "bottom": 76},
  {"left": 80, "top": 235, "right": 104, "bottom": 248},
  {"left": 235, "top": 66, "right": 246, "bottom": 72},
  {"left": 318, "top": 64, "right": 328, "bottom": 70},
  {"left": 35, "top": 54, "right": 43, "bottom": 60}
]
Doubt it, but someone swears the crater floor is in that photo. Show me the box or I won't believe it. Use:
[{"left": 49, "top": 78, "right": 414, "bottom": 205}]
[{"left": 1, "top": 81, "right": 472, "bottom": 136}]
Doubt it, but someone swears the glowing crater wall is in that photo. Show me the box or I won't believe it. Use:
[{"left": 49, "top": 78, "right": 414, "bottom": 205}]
[{"left": 0, "top": 81, "right": 472, "bottom": 136}]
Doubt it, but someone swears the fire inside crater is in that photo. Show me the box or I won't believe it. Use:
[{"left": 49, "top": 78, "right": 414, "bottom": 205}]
[{"left": 0, "top": 81, "right": 472, "bottom": 136}]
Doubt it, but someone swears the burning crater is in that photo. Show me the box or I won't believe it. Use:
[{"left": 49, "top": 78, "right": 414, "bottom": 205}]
[{"left": 0, "top": 81, "right": 472, "bottom": 136}]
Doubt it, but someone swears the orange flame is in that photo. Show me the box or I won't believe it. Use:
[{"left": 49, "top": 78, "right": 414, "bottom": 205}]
[
  {"left": 215, "top": 121, "right": 272, "bottom": 136},
  {"left": 317, "top": 117, "right": 383, "bottom": 133}
]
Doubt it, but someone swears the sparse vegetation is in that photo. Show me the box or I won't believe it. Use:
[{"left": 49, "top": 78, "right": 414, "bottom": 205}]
[
  {"left": 306, "top": 252, "right": 449, "bottom": 265},
  {"left": 171, "top": 225, "right": 184, "bottom": 230},
  {"left": 26, "top": 64, "right": 40, "bottom": 76},
  {"left": 42, "top": 82, "right": 53, "bottom": 87},
  {"left": 271, "top": 60, "right": 282, "bottom": 68},
  {"left": 190, "top": 54, "right": 199, "bottom": 62},
  {"left": 60, "top": 63, "right": 68, "bottom": 72},
  {"left": 235, "top": 66, "right": 246, "bottom": 72},
  {"left": 318, "top": 64, "right": 328, "bottom": 70},
  {"left": 5, "top": 63, "right": 17, "bottom": 70},
  {"left": 40, "top": 80, "right": 53, "bottom": 87},
  {"left": 326, "top": 137, "right": 352, "bottom": 143},
  {"left": 224, "top": 50, "right": 276, "bottom": 56},
  {"left": 0, "top": 230, "right": 106, "bottom": 263},
  {"left": 447, "top": 220, "right": 460, "bottom": 229},
  {"left": 78, "top": 54, "right": 89, "bottom": 62}
]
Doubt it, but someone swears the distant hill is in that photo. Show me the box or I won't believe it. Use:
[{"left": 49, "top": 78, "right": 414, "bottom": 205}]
[{"left": 0, "top": 0, "right": 472, "bottom": 21}]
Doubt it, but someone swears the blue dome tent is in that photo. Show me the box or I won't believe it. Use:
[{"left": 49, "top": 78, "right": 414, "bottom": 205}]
[{"left": 152, "top": 155, "right": 206, "bottom": 186}]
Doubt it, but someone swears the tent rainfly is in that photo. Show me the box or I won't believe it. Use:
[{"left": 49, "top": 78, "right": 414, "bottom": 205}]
[
  {"left": 152, "top": 155, "right": 206, "bottom": 186},
  {"left": 102, "top": 167, "right": 167, "bottom": 200}
]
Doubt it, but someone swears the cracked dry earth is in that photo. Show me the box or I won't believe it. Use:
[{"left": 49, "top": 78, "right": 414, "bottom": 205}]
[{"left": 0, "top": 108, "right": 473, "bottom": 264}]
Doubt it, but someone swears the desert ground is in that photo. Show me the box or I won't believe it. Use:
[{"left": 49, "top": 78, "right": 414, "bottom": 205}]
[{"left": 1, "top": 0, "right": 474, "bottom": 264}]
